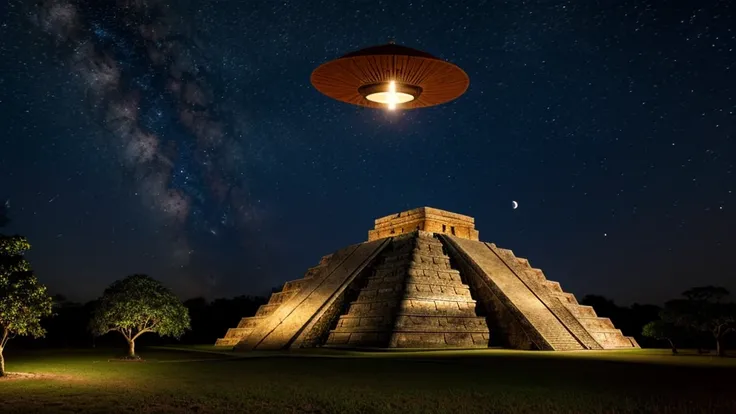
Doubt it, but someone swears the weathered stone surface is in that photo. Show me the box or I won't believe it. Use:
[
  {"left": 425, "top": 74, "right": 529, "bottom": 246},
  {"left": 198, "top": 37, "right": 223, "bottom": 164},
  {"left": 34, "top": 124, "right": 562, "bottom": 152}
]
[
  {"left": 368, "top": 207, "right": 480, "bottom": 241},
  {"left": 490, "top": 246, "right": 602, "bottom": 350},
  {"left": 234, "top": 238, "right": 390, "bottom": 350},
  {"left": 440, "top": 236, "right": 585, "bottom": 350},
  {"left": 441, "top": 235, "right": 638, "bottom": 350},
  {"left": 236, "top": 317, "right": 263, "bottom": 329},
  {"left": 326, "top": 231, "right": 489, "bottom": 349}
]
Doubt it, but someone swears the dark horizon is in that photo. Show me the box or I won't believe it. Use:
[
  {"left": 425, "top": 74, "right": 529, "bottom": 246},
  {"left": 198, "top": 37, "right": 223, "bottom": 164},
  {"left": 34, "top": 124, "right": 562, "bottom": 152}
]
[{"left": 8, "top": 203, "right": 733, "bottom": 307}]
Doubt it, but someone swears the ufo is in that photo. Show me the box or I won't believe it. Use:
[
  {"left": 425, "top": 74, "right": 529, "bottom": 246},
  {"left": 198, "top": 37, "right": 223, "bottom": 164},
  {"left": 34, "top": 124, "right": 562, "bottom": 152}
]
[{"left": 310, "top": 42, "right": 469, "bottom": 110}]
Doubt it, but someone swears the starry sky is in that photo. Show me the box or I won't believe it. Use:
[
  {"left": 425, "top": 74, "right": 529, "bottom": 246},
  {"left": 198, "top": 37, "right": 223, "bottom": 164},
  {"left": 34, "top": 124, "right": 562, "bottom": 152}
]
[{"left": 0, "top": 0, "right": 733, "bottom": 305}]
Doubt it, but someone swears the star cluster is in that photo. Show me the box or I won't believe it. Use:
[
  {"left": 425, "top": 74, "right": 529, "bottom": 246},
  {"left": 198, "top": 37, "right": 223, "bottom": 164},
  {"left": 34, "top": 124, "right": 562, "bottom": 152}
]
[{"left": 0, "top": 0, "right": 733, "bottom": 304}]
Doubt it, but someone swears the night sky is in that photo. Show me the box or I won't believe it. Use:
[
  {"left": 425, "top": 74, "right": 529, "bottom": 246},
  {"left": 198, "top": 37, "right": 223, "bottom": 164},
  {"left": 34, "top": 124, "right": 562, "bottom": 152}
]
[{"left": 0, "top": 0, "right": 733, "bottom": 305}]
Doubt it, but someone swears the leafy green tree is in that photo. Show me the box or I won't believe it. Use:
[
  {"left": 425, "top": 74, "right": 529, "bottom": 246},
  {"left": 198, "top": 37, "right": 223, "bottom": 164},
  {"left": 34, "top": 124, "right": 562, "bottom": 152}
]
[
  {"left": 90, "top": 274, "right": 190, "bottom": 357},
  {"left": 642, "top": 320, "right": 679, "bottom": 355},
  {"left": 0, "top": 233, "right": 54, "bottom": 376}
]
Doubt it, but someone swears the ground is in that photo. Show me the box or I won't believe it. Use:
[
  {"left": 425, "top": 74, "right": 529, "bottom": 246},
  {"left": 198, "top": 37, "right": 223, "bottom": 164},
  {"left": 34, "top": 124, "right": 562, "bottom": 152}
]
[{"left": 1, "top": 347, "right": 734, "bottom": 413}]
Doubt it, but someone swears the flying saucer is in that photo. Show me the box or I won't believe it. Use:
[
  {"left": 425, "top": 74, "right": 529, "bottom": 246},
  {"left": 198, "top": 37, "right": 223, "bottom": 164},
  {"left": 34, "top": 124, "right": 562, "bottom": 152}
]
[{"left": 310, "top": 43, "right": 469, "bottom": 110}]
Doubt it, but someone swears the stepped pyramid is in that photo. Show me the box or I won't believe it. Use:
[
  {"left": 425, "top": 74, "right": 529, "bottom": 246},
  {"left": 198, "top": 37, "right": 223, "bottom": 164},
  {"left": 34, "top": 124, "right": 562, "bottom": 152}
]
[{"left": 216, "top": 207, "right": 639, "bottom": 351}]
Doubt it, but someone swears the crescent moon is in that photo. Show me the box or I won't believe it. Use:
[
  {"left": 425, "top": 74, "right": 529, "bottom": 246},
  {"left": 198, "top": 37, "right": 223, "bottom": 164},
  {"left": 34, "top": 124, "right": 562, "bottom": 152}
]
[{"left": 512, "top": 201, "right": 518, "bottom": 209}]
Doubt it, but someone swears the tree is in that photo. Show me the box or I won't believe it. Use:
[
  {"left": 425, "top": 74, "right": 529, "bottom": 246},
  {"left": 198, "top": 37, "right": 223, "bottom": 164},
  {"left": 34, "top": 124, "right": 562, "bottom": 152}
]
[
  {"left": 642, "top": 320, "right": 679, "bottom": 355},
  {"left": 662, "top": 286, "right": 736, "bottom": 356},
  {"left": 89, "top": 274, "right": 190, "bottom": 357},
  {"left": 0, "top": 235, "right": 54, "bottom": 376}
]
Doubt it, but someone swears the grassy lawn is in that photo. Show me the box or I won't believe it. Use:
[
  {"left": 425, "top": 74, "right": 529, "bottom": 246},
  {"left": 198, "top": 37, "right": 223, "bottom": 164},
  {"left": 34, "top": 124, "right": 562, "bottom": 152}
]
[{"left": 1, "top": 347, "right": 734, "bottom": 413}]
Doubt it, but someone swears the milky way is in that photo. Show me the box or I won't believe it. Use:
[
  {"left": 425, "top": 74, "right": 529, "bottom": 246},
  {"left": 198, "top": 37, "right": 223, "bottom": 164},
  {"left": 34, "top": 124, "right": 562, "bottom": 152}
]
[{"left": 32, "top": 0, "right": 261, "bottom": 269}]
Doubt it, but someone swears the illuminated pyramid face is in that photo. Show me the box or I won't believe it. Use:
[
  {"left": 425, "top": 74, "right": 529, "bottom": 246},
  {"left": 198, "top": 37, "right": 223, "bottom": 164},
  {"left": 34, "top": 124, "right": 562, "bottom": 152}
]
[
  {"left": 311, "top": 44, "right": 469, "bottom": 110},
  {"left": 217, "top": 207, "right": 640, "bottom": 352}
]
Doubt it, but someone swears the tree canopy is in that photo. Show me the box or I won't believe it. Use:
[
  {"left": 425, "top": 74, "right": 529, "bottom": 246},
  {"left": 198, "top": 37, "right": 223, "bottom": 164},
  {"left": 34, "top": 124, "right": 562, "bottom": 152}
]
[
  {"left": 90, "top": 274, "right": 190, "bottom": 356},
  {"left": 642, "top": 320, "right": 679, "bottom": 354},
  {"left": 660, "top": 286, "right": 736, "bottom": 356},
  {"left": 0, "top": 234, "right": 54, "bottom": 375}
]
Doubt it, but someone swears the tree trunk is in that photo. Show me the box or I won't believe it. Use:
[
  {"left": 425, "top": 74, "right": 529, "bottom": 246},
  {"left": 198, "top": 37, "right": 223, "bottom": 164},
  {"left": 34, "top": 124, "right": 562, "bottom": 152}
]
[
  {"left": 0, "top": 347, "right": 5, "bottom": 377},
  {"left": 716, "top": 337, "right": 725, "bottom": 357},
  {"left": 127, "top": 339, "right": 135, "bottom": 357},
  {"left": 667, "top": 339, "right": 678, "bottom": 355}
]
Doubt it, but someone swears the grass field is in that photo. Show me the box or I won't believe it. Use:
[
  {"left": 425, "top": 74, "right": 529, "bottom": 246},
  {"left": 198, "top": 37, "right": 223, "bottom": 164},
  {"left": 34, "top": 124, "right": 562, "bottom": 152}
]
[{"left": 1, "top": 346, "right": 735, "bottom": 413}]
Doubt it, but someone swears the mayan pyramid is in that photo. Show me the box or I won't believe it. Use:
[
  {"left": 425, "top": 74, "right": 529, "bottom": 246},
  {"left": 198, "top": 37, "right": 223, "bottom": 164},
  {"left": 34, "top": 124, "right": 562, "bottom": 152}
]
[{"left": 216, "top": 207, "right": 639, "bottom": 351}]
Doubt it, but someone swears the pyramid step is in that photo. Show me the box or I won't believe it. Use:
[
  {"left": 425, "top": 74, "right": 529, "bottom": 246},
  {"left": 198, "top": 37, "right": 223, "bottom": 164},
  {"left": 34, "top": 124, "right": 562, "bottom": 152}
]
[
  {"left": 405, "top": 282, "right": 472, "bottom": 294},
  {"left": 371, "top": 267, "right": 462, "bottom": 281},
  {"left": 345, "top": 299, "right": 477, "bottom": 317},
  {"left": 497, "top": 247, "right": 515, "bottom": 256},
  {"left": 215, "top": 338, "right": 239, "bottom": 346},
  {"left": 406, "top": 272, "right": 464, "bottom": 284},
  {"left": 326, "top": 331, "right": 389, "bottom": 347},
  {"left": 319, "top": 254, "right": 333, "bottom": 265},
  {"left": 480, "top": 241, "right": 592, "bottom": 350},
  {"left": 545, "top": 280, "right": 563, "bottom": 293},
  {"left": 577, "top": 317, "right": 615, "bottom": 330},
  {"left": 392, "top": 332, "right": 489, "bottom": 348},
  {"left": 409, "top": 263, "right": 453, "bottom": 271},
  {"left": 565, "top": 304, "right": 597, "bottom": 318},
  {"left": 255, "top": 303, "right": 280, "bottom": 317},
  {"left": 335, "top": 315, "right": 392, "bottom": 330},
  {"left": 282, "top": 279, "right": 308, "bottom": 292},
  {"left": 626, "top": 336, "right": 641, "bottom": 348},
  {"left": 268, "top": 290, "right": 297, "bottom": 305},
  {"left": 550, "top": 291, "right": 579, "bottom": 305},
  {"left": 331, "top": 326, "right": 490, "bottom": 334},
  {"left": 414, "top": 244, "right": 447, "bottom": 256},
  {"left": 372, "top": 267, "right": 408, "bottom": 278},
  {"left": 394, "top": 315, "right": 489, "bottom": 331},
  {"left": 365, "top": 275, "right": 465, "bottom": 289},
  {"left": 526, "top": 268, "right": 546, "bottom": 282},
  {"left": 224, "top": 327, "right": 254, "bottom": 339},
  {"left": 589, "top": 329, "right": 636, "bottom": 348},
  {"left": 356, "top": 288, "right": 402, "bottom": 302},
  {"left": 381, "top": 251, "right": 450, "bottom": 264},
  {"left": 303, "top": 266, "right": 323, "bottom": 279},
  {"left": 349, "top": 295, "right": 477, "bottom": 304},
  {"left": 237, "top": 316, "right": 263, "bottom": 329},
  {"left": 407, "top": 267, "right": 461, "bottom": 277}
]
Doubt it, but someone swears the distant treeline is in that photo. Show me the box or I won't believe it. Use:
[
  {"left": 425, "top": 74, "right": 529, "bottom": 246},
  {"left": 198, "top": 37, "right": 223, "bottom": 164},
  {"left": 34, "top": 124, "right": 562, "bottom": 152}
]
[
  {"left": 13, "top": 294, "right": 268, "bottom": 350},
  {"left": 14, "top": 290, "right": 732, "bottom": 351}
]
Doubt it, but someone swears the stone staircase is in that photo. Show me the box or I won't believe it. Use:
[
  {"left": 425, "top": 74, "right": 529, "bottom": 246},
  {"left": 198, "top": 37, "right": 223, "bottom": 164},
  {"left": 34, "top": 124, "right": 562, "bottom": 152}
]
[
  {"left": 492, "top": 246, "right": 600, "bottom": 350},
  {"left": 490, "top": 245, "right": 638, "bottom": 349},
  {"left": 214, "top": 254, "right": 333, "bottom": 347},
  {"left": 439, "top": 236, "right": 585, "bottom": 351},
  {"left": 326, "top": 231, "right": 490, "bottom": 348}
]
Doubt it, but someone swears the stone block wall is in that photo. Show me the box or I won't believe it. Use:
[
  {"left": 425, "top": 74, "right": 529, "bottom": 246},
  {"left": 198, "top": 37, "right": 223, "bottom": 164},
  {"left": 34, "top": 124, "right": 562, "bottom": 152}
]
[
  {"left": 441, "top": 237, "right": 548, "bottom": 350},
  {"left": 490, "top": 246, "right": 602, "bottom": 350},
  {"left": 485, "top": 243, "right": 639, "bottom": 350},
  {"left": 326, "top": 231, "right": 489, "bottom": 348},
  {"left": 214, "top": 254, "right": 331, "bottom": 347},
  {"left": 441, "top": 236, "right": 590, "bottom": 350},
  {"left": 368, "top": 207, "right": 480, "bottom": 241}
]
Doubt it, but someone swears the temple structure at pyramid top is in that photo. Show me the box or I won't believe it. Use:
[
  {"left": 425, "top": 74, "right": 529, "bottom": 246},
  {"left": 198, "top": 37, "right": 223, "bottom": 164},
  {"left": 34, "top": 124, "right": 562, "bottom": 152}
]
[
  {"left": 216, "top": 207, "right": 639, "bottom": 351},
  {"left": 368, "top": 207, "right": 479, "bottom": 241}
]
